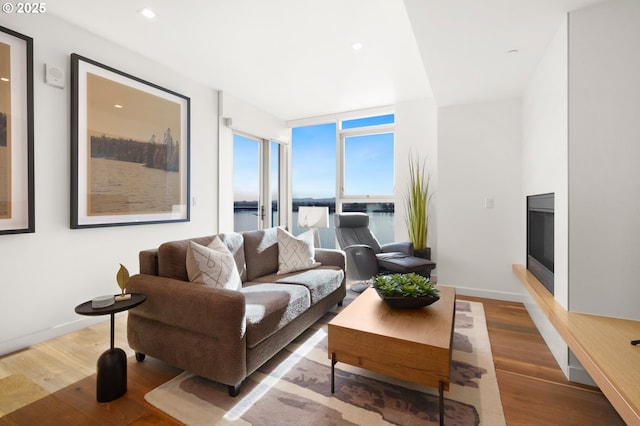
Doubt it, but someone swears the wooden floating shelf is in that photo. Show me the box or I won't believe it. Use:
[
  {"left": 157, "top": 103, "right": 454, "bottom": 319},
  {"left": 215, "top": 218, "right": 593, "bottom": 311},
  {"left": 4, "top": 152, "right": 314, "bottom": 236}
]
[{"left": 513, "top": 264, "right": 640, "bottom": 425}]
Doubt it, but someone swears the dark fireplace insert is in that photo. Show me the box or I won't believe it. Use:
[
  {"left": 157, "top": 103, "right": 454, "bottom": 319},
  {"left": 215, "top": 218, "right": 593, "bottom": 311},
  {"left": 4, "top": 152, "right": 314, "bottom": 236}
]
[{"left": 527, "top": 193, "right": 554, "bottom": 294}]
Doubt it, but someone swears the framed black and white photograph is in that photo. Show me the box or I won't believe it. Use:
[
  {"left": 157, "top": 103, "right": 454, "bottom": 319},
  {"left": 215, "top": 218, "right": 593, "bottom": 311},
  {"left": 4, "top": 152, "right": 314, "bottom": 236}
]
[
  {"left": 71, "top": 53, "right": 190, "bottom": 228},
  {"left": 0, "top": 26, "right": 34, "bottom": 235}
]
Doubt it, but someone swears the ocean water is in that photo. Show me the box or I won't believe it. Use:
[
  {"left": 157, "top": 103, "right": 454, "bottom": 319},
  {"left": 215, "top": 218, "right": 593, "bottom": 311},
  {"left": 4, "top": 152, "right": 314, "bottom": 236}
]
[
  {"left": 89, "top": 158, "right": 180, "bottom": 215},
  {"left": 233, "top": 211, "right": 394, "bottom": 249}
]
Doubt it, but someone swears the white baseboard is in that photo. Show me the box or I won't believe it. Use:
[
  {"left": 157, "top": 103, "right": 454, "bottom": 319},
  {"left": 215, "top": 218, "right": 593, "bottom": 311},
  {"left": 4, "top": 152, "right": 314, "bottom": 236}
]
[
  {"left": 452, "top": 285, "right": 526, "bottom": 303},
  {"left": 0, "top": 314, "right": 118, "bottom": 357},
  {"left": 568, "top": 350, "right": 597, "bottom": 386},
  {"left": 568, "top": 365, "right": 597, "bottom": 387}
]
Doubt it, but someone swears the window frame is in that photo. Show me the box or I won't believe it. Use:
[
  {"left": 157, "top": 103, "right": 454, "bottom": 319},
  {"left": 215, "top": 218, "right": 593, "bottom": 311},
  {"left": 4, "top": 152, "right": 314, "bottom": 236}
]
[
  {"left": 232, "top": 131, "right": 283, "bottom": 231},
  {"left": 338, "top": 122, "right": 395, "bottom": 201},
  {"left": 288, "top": 107, "right": 396, "bottom": 246}
]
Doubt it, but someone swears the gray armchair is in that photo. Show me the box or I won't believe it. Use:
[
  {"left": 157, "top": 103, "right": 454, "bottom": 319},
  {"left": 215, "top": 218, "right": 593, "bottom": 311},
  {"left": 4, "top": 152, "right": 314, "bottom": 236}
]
[{"left": 334, "top": 213, "right": 435, "bottom": 282}]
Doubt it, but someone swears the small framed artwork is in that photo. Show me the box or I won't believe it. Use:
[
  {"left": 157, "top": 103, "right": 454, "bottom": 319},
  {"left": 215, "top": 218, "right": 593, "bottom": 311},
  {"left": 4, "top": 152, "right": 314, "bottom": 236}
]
[
  {"left": 0, "top": 26, "right": 34, "bottom": 235},
  {"left": 71, "top": 53, "right": 190, "bottom": 228}
]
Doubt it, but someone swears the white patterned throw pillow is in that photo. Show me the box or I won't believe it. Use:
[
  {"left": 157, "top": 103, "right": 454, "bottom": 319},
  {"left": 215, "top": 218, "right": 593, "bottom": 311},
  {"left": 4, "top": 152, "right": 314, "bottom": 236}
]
[
  {"left": 277, "top": 227, "right": 321, "bottom": 274},
  {"left": 186, "top": 237, "right": 242, "bottom": 290}
]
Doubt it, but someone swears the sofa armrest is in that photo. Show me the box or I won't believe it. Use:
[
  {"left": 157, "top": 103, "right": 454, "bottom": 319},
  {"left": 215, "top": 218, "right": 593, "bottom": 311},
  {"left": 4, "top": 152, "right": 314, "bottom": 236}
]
[
  {"left": 315, "top": 248, "right": 346, "bottom": 270},
  {"left": 381, "top": 241, "right": 414, "bottom": 255},
  {"left": 139, "top": 248, "right": 159, "bottom": 275},
  {"left": 128, "top": 274, "right": 246, "bottom": 340}
]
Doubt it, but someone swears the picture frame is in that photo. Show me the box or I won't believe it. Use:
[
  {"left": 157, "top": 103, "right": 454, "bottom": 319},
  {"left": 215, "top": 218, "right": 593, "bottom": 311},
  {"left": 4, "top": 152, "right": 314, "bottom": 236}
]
[
  {"left": 0, "top": 26, "right": 35, "bottom": 235},
  {"left": 71, "top": 53, "right": 190, "bottom": 228}
]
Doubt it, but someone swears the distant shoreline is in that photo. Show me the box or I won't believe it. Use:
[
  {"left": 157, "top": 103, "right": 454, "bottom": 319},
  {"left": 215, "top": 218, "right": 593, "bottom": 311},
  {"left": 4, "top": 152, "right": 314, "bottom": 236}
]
[{"left": 234, "top": 199, "right": 394, "bottom": 213}]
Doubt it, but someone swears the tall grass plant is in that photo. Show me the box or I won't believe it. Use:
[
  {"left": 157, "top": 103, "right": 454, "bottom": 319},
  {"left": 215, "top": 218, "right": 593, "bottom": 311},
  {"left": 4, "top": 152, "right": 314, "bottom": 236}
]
[{"left": 404, "top": 152, "right": 431, "bottom": 250}]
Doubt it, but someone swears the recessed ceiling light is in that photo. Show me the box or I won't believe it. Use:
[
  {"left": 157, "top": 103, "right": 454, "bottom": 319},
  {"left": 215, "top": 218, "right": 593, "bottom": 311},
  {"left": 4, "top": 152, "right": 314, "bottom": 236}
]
[
  {"left": 114, "top": 104, "right": 123, "bottom": 109},
  {"left": 139, "top": 8, "right": 156, "bottom": 19},
  {"left": 352, "top": 42, "right": 363, "bottom": 51},
  {"left": 507, "top": 49, "right": 519, "bottom": 54},
  {"left": 0, "top": 77, "right": 9, "bottom": 82}
]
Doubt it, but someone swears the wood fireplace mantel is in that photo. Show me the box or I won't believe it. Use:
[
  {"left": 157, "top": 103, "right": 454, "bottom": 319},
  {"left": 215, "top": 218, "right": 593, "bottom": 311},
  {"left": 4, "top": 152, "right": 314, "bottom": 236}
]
[{"left": 513, "top": 264, "right": 640, "bottom": 425}]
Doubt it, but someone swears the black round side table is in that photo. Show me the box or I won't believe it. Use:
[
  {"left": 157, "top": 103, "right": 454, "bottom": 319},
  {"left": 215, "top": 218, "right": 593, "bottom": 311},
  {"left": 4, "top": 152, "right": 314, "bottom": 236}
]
[{"left": 75, "top": 293, "right": 146, "bottom": 402}]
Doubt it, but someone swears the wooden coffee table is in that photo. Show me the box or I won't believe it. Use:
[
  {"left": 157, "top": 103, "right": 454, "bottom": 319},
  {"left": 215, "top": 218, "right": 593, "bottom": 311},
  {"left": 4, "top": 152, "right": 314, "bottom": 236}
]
[{"left": 328, "top": 286, "right": 456, "bottom": 425}]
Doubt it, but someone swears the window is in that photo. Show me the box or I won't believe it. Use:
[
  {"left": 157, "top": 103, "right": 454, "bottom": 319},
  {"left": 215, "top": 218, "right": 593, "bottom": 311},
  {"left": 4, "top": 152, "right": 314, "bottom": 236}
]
[
  {"left": 291, "top": 123, "right": 336, "bottom": 200},
  {"left": 291, "top": 123, "right": 336, "bottom": 247},
  {"left": 291, "top": 112, "right": 395, "bottom": 248},
  {"left": 342, "top": 202, "right": 395, "bottom": 244},
  {"left": 341, "top": 113, "right": 394, "bottom": 129},
  {"left": 343, "top": 132, "right": 394, "bottom": 196}
]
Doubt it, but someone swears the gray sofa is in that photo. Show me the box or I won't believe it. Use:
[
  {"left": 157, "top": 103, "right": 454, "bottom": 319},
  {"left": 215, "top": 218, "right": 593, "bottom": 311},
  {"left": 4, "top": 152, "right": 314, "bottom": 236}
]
[{"left": 127, "top": 227, "right": 346, "bottom": 396}]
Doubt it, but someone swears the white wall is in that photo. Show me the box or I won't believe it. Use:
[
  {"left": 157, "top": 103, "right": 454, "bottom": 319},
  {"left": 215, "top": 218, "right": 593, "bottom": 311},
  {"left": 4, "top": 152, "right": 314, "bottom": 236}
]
[
  {"left": 522, "top": 16, "right": 570, "bottom": 378},
  {"left": 522, "top": 16, "right": 570, "bottom": 310},
  {"left": 0, "top": 14, "right": 219, "bottom": 355},
  {"left": 217, "top": 92, "right": 290, "bottom": 232},
  {"left": 437, "top": 99, "right": 524, "bottom": 300},
  {"left": 521, "top": 1, "right": 640, "bottom": 383},
  {"left": 394, "top": 98, "right": 438, "bottom": 274},
  {"left": 219, "top": 92, "right": 290, "bottom": 144},
  {"left": 568, "top": 0, "right": 640, "bottom": 319}
]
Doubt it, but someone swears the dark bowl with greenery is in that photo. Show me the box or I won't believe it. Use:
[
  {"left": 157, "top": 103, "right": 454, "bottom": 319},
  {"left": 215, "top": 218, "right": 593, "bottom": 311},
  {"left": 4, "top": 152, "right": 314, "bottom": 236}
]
[{"left": 371, "top": 273, "right": 440, "bottom": 309}]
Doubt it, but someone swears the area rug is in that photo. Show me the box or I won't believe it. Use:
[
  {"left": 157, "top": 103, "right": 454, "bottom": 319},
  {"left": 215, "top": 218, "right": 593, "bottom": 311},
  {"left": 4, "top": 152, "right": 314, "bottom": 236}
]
[{"left": 145, "top": 297, "right": 505, "bottom": 425}]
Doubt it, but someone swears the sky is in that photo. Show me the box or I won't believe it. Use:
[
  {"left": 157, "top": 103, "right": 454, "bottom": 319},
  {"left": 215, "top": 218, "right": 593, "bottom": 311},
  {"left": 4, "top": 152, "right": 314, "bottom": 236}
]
[
  {"left": 233, "top": 135, "right": 260, "bottom": 201},
  {"left": 234, "top": 114, "right": 394, "bottom": 202},
  {"left": 86, "top": 71, "right": 183, "bottom": 143}
]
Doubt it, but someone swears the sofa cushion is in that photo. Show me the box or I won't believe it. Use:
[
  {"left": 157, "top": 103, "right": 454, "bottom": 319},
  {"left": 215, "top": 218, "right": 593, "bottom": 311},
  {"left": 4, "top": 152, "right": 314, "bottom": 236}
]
[
  {"left": 277, "top": 227, "right": 321, "bottom": 274},
  {"left": 256, "top": 266, "right": 344, "bottom": 305},
  {"left": 186, "top": 238, "right": 242, "bottom": 290},
  {"left": 157, "top": 233, "right": 245, "bottom": 281},
  {"left": 241, "top": 283, "right": 311, "bottom": 348},
  {"left": 242, "top": 227, "right": 279, "bottom": 281},
  {"left": 219, "top": 232, "right": 247, "bottom": 282},
  {"left": 158, "top": 236, "right": 216, "bottom": 281}
]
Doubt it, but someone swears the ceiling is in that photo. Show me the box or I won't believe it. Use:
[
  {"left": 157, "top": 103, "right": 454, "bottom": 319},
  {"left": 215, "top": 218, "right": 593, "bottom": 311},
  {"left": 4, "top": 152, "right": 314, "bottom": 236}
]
[
  {"left": 47, "top": 0, "right": 606, "bottom": 121},
  {"left": 404, "top": 0, "right": 606, "bottom": 107}
]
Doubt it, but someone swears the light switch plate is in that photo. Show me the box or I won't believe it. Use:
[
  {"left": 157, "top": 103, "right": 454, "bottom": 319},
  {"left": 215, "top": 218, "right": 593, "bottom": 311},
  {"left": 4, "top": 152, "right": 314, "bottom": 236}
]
[{"left": 485, "top": 197, "right": 494, "bottom": 209}]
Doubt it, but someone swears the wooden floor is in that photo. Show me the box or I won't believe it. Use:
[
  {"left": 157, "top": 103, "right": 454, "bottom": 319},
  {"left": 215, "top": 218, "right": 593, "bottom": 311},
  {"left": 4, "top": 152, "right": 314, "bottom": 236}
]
[{"left": 0, "top": 295, "right": 625, "bottom": 425}]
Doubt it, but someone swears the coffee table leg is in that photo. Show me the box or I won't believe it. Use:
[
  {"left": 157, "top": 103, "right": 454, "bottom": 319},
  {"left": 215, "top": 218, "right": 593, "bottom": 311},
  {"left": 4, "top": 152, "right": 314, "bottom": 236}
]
[
  {"left": 331, "top": 352, "right": 336, "bottom": 393},
  {"left": 439, "top": 381, "right": 444, "bottom": 426}
]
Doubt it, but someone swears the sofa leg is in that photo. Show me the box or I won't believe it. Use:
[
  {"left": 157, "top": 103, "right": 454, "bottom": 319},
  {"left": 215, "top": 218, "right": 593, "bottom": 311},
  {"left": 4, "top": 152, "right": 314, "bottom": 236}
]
[
  {"left": 228, "top": 383, "right": 242, "bottom": 397},
  {"left": 135, "top": 352, "right": 146, "bottom": 362},
  {"left": 337, "top": 300, "right": 343, "bottom": 307}
]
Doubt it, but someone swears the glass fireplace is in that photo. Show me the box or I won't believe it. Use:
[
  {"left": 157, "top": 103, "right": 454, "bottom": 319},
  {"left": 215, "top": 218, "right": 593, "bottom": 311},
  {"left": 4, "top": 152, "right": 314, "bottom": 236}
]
[{"left": 527, "top": 193, "right": 554, "bottom": 294}]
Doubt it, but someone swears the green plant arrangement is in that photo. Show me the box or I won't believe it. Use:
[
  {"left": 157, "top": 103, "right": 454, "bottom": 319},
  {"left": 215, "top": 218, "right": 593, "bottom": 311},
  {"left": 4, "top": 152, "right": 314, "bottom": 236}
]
[
  {"left": 404, "top": 151, "right": 431, "bottom": 251},
  {"left": 372, "top": 273, "right": 439, "bottom": 298}
]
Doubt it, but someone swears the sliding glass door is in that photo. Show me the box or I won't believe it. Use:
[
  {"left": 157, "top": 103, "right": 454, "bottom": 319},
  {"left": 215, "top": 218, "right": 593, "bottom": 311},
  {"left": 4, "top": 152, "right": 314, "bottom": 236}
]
[{"left": 233, "top": 133, "right": 281, "bottom": 232}]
